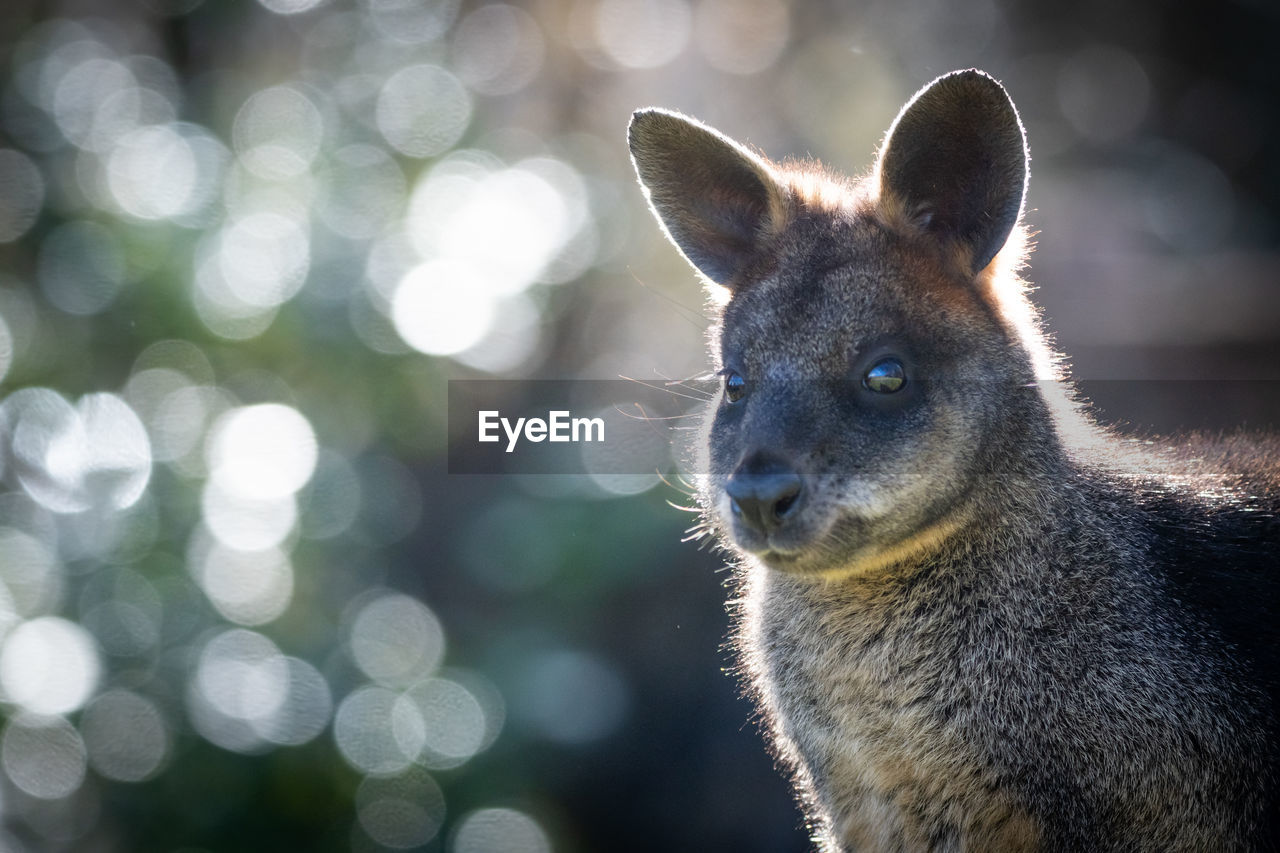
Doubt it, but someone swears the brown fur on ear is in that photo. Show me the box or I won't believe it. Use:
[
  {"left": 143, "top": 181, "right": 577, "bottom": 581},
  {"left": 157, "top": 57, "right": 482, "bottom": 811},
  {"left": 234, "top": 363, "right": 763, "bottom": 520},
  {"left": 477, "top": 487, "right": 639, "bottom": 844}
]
[
  {"left": 629, "top": 109, "right": 791, "bottom": 288},
  {"left": 875, "top": 69, "right": 1028, "bottom": 274}
]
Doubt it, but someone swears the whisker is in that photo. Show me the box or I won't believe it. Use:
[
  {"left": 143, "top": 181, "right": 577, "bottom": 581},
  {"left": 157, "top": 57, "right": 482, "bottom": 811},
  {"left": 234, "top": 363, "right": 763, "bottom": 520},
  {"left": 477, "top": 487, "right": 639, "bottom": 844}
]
[
  {"left": 613, "top": 407, "right": 699, "bottom": 423},
  {"left": 619, "top": 375, "right": 716, "bottom": 403},
  {"left": 657, "top": 468, "right": 698, "bottom": 497},
  {"left": 626, "top": 269, "right": 715, "bottom": 330}
]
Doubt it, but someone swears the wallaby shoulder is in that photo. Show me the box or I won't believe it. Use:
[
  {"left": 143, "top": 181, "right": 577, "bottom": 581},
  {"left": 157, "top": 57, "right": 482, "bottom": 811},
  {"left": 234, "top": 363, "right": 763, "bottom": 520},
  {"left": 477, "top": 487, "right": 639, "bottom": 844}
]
[{"left": 1117, "top": 434, "right": 1280, "bottom": 705}]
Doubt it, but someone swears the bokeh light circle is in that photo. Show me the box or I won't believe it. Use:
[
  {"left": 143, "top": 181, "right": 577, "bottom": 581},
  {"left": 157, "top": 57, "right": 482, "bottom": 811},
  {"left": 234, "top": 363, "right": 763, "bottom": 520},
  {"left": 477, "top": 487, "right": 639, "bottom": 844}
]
[
  {"left": 0, "top": 525, "right": 63, "bottom": 617},
  {"left": 50, "top": 55, "right": 140, "bottom": 151},
  {"left": 206, "top": 403, "right": 318, "bottom": 501},
  {"left": 357, "top": 767, "right": 447, "bottom": 849},
  {"left": 395, "top": 677, "right": 488, "bottom": 769},
  {"left": 187, "top": 630, "right": 331, "bottom": 753},
  {"left": 2, "top": 714, "right": 88, "bottom": 800},
  {"left": 77, "top": 393, "right": 154, "bottom": 510},
  {"left": 451, "top": 4, "right": 545, "bottom": 96},
  {"left": 5, "top": 389, "right": 152, "bottom": 514},
  {"left": 216, "top": 211, "right": 312, "bottom": 308},
  {"left": 1057, "top": 44, "right": 1150, "bottom": 144},
  {"left": 233, "top": 86, "right": 324, "bottom": 179},
  {"left": 80, "top": 689, "right": 170, "bottom": 782},
  {"left": 367, "top": 0, "right": 460, "bottom": 44},
  {"left": 195, "top": 629, "right": 288, "bottom": 724},
  {"left": 257, "top": 0, "right": 325, "bottom": 15},
  {"left": 349, "top": 592, "right": 445, "bottom": 687},
  {"left": 192, "top": 539, "right": 295, "bottom": 624},
  {"left": 253, "top": 656, "right": 332, "bottom": 746},
  {"left": 106, "top": 124, "right": 199, "bottom": 220},
  {"left": 201, "top": 484, "right": 299, "bottom": 551},
  {"left": 593, "top": 0, "right": 691, "bottom": 69},
  {"left": 451, "top": 808, "right": 552, "bottom": 853},
  {"left": 376, "top": 65, "right": 472, "bottom": 158},
  {"left": 334, "top": 685, "right": 416, "bottom": 775},
  {"left": 391, "top": 260, "right": 497, "bottom": 356},
  {"left": 0, "top": 149, "right": 45, "bottom": 242},
  {"left": 0, "top": 617, "right": 101, "bottom": 716},
  {"left": 0, "top": 313, "right": 12, "bottom": 385}
]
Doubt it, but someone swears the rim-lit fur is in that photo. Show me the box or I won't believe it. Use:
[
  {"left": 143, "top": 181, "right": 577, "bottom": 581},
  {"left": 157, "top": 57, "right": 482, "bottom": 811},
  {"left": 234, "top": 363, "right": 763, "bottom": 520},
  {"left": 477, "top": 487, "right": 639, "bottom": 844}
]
[{"left": 630, "top": 69, "right": 1280, "bottom": 851}]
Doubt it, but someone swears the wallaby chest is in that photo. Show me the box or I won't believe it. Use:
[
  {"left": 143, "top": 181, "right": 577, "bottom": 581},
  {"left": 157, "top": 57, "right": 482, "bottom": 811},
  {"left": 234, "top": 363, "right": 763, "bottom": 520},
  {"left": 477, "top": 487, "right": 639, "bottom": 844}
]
[
  {"left": 744, "top": 503, "right": 1276, "bottom": 851},
  {"left": 747, "top": 567, "right": 1045, "bottom": 850}
]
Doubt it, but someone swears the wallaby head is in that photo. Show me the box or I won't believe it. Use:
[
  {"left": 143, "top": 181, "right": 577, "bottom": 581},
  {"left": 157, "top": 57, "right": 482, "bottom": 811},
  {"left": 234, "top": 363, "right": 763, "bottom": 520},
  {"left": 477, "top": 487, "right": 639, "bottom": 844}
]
[{"left": 630, "top": 70, "right": 1049, "bottom": 580}]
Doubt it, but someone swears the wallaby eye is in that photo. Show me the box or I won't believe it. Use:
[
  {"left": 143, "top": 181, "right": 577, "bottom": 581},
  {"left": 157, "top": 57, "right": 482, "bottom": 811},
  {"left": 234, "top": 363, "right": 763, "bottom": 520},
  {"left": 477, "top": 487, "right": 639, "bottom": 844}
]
[
  {"left": 863, "top": 358, "right": 906, "bottom": 394},
  {"left": 724, "top": 371, "right": 747, "bottom": 403}
]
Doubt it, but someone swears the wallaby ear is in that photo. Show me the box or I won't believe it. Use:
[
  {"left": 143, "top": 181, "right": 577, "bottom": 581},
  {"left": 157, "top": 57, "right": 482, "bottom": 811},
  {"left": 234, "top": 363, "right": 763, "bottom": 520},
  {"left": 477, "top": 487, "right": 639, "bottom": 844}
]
[
  {"left": 877, "top": 69, "right": 1028, "bottom": 274},
  {"left": 629, "top": 108, "right": 788, "bottom": 287}
]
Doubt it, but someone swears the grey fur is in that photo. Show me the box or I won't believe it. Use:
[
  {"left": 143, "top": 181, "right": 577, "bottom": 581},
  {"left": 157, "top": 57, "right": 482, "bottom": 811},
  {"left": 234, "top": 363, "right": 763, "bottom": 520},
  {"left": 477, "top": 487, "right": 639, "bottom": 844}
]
[{"left": 629, "top": 69, "right": 1280, "bottom": 851}]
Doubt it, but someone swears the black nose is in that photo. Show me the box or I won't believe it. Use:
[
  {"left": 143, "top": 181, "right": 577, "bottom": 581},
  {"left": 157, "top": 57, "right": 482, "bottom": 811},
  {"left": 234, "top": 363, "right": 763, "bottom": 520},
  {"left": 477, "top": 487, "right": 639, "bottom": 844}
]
[{"left": 726, "top": 455, "right": 803, "bottom": 536}]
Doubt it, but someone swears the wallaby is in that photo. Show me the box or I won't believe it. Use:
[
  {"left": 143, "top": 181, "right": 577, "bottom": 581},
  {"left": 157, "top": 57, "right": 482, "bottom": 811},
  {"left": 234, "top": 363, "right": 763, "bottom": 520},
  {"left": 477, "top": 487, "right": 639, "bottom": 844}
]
[{"left": 628, "top": 69, "right": 1280, "bottom": 851}]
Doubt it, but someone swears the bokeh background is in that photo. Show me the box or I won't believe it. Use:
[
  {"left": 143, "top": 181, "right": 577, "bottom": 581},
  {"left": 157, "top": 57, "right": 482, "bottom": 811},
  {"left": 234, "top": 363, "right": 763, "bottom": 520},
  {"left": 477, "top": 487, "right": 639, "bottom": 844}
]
[{"left": 0, "top": 0, "right": 1277, "bottom": 851}]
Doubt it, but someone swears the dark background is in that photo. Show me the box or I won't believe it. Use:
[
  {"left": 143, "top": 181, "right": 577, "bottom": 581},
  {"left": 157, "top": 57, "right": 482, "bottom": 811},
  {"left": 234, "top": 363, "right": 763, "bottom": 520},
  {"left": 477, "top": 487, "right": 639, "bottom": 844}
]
[{"left": 0, "top": 0, "right": 1277, "bottom": 851}]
